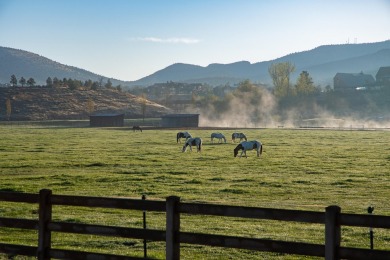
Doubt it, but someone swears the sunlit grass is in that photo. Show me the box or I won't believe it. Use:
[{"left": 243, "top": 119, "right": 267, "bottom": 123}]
[{"left": 0, "top": 126, "right": 389, "bottom": 259}]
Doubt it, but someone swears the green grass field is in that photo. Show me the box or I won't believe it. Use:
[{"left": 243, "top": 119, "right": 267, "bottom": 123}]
[{"left": 0, "top": 125, "right": 389, "bottom": 259}]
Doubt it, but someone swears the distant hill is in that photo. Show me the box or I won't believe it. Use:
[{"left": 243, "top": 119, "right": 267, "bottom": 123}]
[
  {"left": 1, "top": 40, "right": 390, "bottom": 88},
  {"left": 0, "top": 47, "right": 129, "bottom": 87},
  {"left": 133, "top": 40, "right": 390, "bottom": 86},
  {"left": 0, "top": 87, "right": 171, "bottom": 121}
]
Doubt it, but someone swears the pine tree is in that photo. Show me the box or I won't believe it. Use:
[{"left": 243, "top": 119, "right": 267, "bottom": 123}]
[
  {"left": 19, "top": 77, "right": 26, "bottom": 87},
  {"left": 27, "top": 78, "right": 36, "bottom": 87},
  {"left": 10, "top": 75, "right": 17, "bottom": 86}
]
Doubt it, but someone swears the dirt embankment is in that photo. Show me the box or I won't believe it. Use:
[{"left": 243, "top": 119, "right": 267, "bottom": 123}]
[{"left": 0, "top": 87, "right": 172, "bottom": 121}]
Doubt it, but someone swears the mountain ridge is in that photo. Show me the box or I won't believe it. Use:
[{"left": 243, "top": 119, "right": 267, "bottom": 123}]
[
  {"left": 1, "top": 40, "right": 389, "bottom": 88},
  {"left": 133, "top": 40, "right": 390, "bottom": 86}
]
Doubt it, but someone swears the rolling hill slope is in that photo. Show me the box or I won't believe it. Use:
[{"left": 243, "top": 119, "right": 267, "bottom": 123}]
[{"left": 0, "top": 47, "right": 128, "bottom": 87}]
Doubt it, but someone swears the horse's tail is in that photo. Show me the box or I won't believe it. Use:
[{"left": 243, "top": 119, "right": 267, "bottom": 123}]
[
  {"left": 198, "top": 139, "right": 202, "bottom": 152},
  {"left": 177, "top": 133, "right": 180, "bottom": 143},
  {"left": 260, "top": 144, "right": 263, "bottom": 155}
]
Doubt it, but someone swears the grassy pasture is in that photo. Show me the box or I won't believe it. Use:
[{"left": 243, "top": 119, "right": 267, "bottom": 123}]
[{"left": 0, "top": 125, "right": 389, "bottom": 259}]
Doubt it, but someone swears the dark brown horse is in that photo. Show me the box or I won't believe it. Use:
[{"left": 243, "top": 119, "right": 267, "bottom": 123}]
[
  {"left": 133, "top": 126, "right": 142, "bottom": 132},
  {"left": 177, "top": 131, "right": 192, "bottom": 143}
]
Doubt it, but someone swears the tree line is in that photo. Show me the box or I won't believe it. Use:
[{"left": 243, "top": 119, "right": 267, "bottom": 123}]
[
  {"left": 10, "top": 75, "right": 36, "bottom": 87},
  {"left": 8, "top": 75, "right": 122, "bottom": 91},
  {"left": 191, "top": 62, "right": 389, "bottom": 126}
]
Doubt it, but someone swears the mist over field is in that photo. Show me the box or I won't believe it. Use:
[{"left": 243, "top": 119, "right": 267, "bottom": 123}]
[
  {"left": 197, "top": 88, "right": 390, "bottom": 129},
  {"left": 198, "top": 88, "right": 277, "bottom": 128},
  {"left": 200, "top": 107, "right": 390, "bottom": 129}
]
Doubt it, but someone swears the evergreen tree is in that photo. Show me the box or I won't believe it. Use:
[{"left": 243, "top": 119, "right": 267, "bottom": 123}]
[
  {"left": 19, "top": 77, "right": 26, "bottom": 87},
  {"left": 67, "top": 78, "right": 80, "bottom": 90},
  {"left": 105, "top": 79, "right": 112, "bottom": 89},
  {"left": 46, "top": 77, "right": 53, "bottom": 87},
  {"left": 27, "top": 78, "right": 36, "bottom": 87},
  {"left": 62, "top": 78, "right": 68, "bottom": 88},
  {"left": 91, "top": 81, "right": 99, "bottom": 90},
  {"left": 53, "top": 77, "right": 60, "bottom": 88},
  {"left": 84, "top": 79, "right": 93, "bottom": 89},
  {"left": 10, "top": 75, "right": 17, "bottom": 86},
  {"left": 99, "top": 77, "right": 104, "bottom": 88}
]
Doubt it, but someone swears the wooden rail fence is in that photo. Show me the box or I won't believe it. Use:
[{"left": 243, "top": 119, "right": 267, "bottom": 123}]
[{"left": 0, "top": 189, "right": 389, "bottom": 259}]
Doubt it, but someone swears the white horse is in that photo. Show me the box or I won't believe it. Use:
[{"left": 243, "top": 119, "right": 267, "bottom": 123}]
[
  {"left": 182, "top": 137, "right": 202, "bottom": 152},
  {"left": 177, "top": 131, "right": 192, "bottom": 143},
  {"left": 232, "top": 132, "right": 247, "bottom": 143},
  {"left": 234, "top": 140, "right": 262, "bottom": 158},
  {"left": 211, "top": 133, "right": 226, "bottom": 143}
]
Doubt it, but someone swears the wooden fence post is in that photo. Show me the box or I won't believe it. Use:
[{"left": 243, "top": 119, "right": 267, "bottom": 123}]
[
  {"left": 166, "top": 196, "right": 180, "bottom": 260},
  {"left": 142, "top": 194, "right": 147, "bottom": 258},
  {"left": 325, "top": 205, "right": 341, "bottom": 260},
  {"left": 37, "top": 189, "right": 52, "bottom": 260}
]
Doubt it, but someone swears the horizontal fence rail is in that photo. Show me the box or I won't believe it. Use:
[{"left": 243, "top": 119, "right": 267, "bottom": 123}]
[
  {"left": 50, "top": 194, "right": 166, "bottom": 211},
  {"left": 0, "top": 190, "right": 389, "bottom": 260}
]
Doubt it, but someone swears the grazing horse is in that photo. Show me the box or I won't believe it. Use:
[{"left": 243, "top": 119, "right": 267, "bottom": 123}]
[
  {"left": 182, "top": 137, "right": 202, "bottom": 152},
  {"left": 132, "top": 126, "right": 142, "bottom": 132},
  {"left": 234, "top": 140, "right": 262, "bottom": 158},
  {"left": 211, "top": 133, "right": 226, "bottom": 143},
  {"left": 232, "top": 132, "right": 247, "bottom": 143},
  {"left": 177, "top": 131, "right": 192, "bottom": 143}
]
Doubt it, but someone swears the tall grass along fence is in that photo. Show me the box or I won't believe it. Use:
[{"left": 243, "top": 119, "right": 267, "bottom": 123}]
[{"left": 1, "top": 189, "right": 389, "bottom": 260}]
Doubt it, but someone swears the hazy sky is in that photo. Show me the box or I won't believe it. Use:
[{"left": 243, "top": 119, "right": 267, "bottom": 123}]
[{"left": 0, "top": 0, "right": 389, "bottom": 81}]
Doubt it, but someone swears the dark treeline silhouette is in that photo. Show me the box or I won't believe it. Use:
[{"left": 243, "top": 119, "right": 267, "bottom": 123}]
[{"left": 7, "top": 74, "right": 123, "bottom": 92}]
